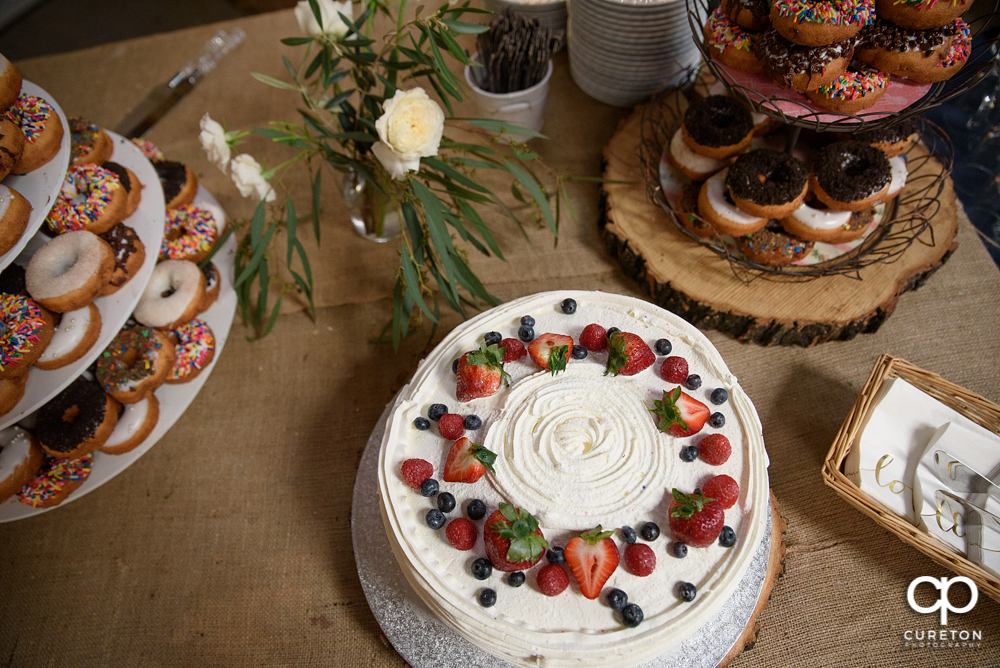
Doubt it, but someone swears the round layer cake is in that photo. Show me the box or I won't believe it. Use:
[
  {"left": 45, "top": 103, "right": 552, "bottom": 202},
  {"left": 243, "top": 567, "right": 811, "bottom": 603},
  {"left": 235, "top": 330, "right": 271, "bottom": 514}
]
[{"left": 377, "top": 291, "right": 770, "bottom": 667}]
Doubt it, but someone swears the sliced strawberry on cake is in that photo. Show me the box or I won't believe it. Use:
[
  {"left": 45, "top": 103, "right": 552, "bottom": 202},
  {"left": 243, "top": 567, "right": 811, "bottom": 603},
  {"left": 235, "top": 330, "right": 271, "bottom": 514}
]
[
  {"left": 668, "top": 489, "right": 724, "bottom": 548},
  {"left": 564, "top": 526, "right": 620, "bottom": 600},
  {"left": 456, "top": 342, "right": 511, "bottom": 402},
  {"left": 528, "top": 333, "right": 573, "bottom": 375},
  {"left": 442, "top": 437, "right": 497, "bottom": 484},
  {"left": 650, "top": 387, "right": 710, "bottom": 437},
  {"left": 605, "top": 332, "right": 655, "bottom": 376},
  {"left": 484, "top": 503, "right": 550, "bottom": 571}
]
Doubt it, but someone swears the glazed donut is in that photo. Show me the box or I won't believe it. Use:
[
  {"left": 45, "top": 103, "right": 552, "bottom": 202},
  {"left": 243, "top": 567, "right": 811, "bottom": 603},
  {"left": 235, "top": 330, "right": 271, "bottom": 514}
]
[
  {"left": 25, "top": 230, "right": 115, "bottom": 313},
  {"left": 0, "top": 184, "right": 32, "bottom": 256},
  {"left": 99, "top": 224, "right": 146, "bottom": 296},
  {"left": 100, "top": 395, "right": 159, "bottom": 455},
  {"left": 167, "top": 318, "right": 215, "bottom": 384},
  {"left": 0, "top": 373, "right": 27, "bottom": 415},
  {"left": 811, "top": 141, "right": 891, "bottom": 211},
  {"left": 856, "top": 18, "right": 971, "bottom": 84},
  {"left": 770, "top": 0, "right": 875, "bottom": 47},
  {"left": 0, "top": 427, "right": 43, "bottom": 503},
  {"left": 17, "top": 453, "right": 93, "bottom": 508},
  {"left": 101, "top": 161, "right": 142, "bottom": 218},
  {"left": 0, "top": 116, "right": 25, "bottom": 181},
  {"left": 155, "top": 160, "right": 198, "bottom": 210},
  {"left": 780, "top": 198, "right": 876, "bottom": 242},
  {"left": 667, "top": 128, "right": 730, "bottom": 181},
  {"left": 0, "top": 53, "right": 22, "bottom": 112},
  {"left": 134, "top": 260, "right": 207, "bottom": 329},
  {"left": 756, "top": 30, "right": 854, "bottom": 91},
  {"left": 875, "top": 0, "right": 973, "bottom": 31},
  {"left": 0, "top": 293, "right": 54, "bottom": 379},
  {"left": 739, "top": 220, "right": 815, "bottom": 265},
  {"left": 676, "top": 182, "right": 715, "bottom": 238},
  {"left": 46, "top": 164, "right": 127, "bottom": 235},
  {"left": 721, "top": 0, "right": 771, "bottom": 31},
  {"left": 882, "top": 155, "right": 908, "bottom": 202},
  {"left": 160, "top": 203, "right": 224, "bottom": 262},
  {"left": 200, "top": 262, "right": 221, "bottom": 311},
  {"left": 726, "top": 149, "right": 809, "bottom": 219},
  {"left": 6, "top": 94, "right": 63, "bottom": 174},
  {"left": 850, "top": 118, "right": 918, "bottom": 157},
  {"left": 704, "top": 9, "right": 764, "bottom": 76},
  {"left": 131, "top": 137, "right": 164, "bottom": 163},
  {"left": 806, "top": 65, "right": 889, "bottom": 113},
  {"left": 96, "top": 326, "right": 175, "bottom": 404},
  {"left": 35, "top": 376, "right": 119, "bottom": 459},
  {"left": 682, "top": 96, "right": 755, "bottom": 160},
  {"left": 697, "top": 169, "right": 767, "bottom": 236},
  {"left": 33, "top": 303, "right": 101, "bottom": 371},
  {"left": 69, "top": 117, "right": 113, "bottom": 166}
]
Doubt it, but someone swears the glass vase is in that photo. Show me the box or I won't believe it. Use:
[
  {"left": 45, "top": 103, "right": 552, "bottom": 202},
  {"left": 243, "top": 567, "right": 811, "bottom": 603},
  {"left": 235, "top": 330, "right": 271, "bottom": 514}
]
[{"left": 342, "top": 167, "right": 401, "bottom": 243}]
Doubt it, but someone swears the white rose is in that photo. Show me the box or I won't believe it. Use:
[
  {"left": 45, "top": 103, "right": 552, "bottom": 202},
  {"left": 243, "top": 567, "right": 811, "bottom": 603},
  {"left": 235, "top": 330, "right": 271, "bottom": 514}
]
[
  {"left": 230, "top": 154, "right": 276, "bottom": 203},
  {"left": 294, "top": 0, "right": 353, "bottom": 39},
  {"left": 372, "top": 88, "right": 445, "bottom": 180},
  {"left": 199, "top": 113, "right": 230, "bottom": 173}
]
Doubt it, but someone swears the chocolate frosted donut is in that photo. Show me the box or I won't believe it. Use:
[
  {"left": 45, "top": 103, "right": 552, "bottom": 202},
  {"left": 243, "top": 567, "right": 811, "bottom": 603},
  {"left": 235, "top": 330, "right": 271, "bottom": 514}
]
[
  {"left": 756, "top": 29, "right": 854, "bottom": 91},
  {"left": 726, "top": 149, "right": 809, "bottom": 218},
  {"left": 0, "top": 117, "right": 25, "bottom": 181},
  {"left": 35, "top": 376, "right": 119, "bottom": 460},
  {"left": 856, "top": 18, "right": 971, "bottom": 84},
  {"left": 681, "top": 96, "right": 755, "bottom": 160},
  {"left": 102, "top": 161, "right": 142, "bottom": 217},
  {"left": 811, "top": 141, "right": 891, "bottom": 211},
  {"left": 154, "top": 160, "right": 197, "bottom": 210},
  {"left": 739, "top": 220, "right": 814, "bottom": 266},
  {"left": 851, "top": 118, "right": 918, "bottom": 157},
  {"left": 69, "top": 117, "right": 113, "bottom": 167},
  {"left": 99, "top": 224, "right": 146, "bottom": 296},
  {"left": 722, "top": 0, "right": 771, "bottom": 31}
]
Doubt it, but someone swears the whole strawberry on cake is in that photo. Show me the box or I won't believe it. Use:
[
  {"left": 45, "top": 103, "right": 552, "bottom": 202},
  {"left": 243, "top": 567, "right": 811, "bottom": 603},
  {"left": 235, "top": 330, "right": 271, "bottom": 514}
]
[{"left": 378, "top": 291, "right": 769, "bottom": 667}]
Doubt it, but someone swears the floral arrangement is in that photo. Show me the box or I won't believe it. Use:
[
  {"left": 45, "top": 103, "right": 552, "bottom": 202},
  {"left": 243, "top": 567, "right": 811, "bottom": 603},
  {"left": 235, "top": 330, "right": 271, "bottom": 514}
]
[{"left": 200, "top": 0, "right": 573, "bottom": 343}]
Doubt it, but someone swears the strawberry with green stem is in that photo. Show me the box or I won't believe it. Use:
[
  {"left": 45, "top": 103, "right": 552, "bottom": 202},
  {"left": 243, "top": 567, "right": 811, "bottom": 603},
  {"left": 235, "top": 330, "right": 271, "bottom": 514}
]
[
  {"left": 484, "top": 503, "right": 550, "bottom": 571},
  {"left": 443, "top": 438, "right": 497, "bottom": 484},
  {"left": 456, "top": 342, "right": 511, "bottom": 402},
  {"left": 668, "top": 489, "right": 724, "bottom": 548},
  {"left": 605, "top": 332, "right": 655, "bottom": 377},
  {"left": 650, "top": 387, "right": 710, "bottom": 438},
  {"left": 527, "top": 333, "right": 573, "bottom": 375},
  {"left": 564, "top": 525, "right": 620, "bottom": 600}
]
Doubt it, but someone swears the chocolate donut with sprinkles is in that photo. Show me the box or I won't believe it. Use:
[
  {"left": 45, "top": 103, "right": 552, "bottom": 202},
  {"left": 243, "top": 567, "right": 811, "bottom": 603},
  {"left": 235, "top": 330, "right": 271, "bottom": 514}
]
[
  {"left": 810, "top": 141, "right": 891, "bottom": 211},
  {"left": 96, "top": 326, "right": 175, "bottom": 404},
  {"left": 99, "top": 223, "right": 146, "bottom": 296},
  {"left": 756, "top": 29, "right": 855, "bottom": 91},
  {"left": 160, "top": 203, "right": 223, "bottom": 262},
  {"left": 0, "top": 293, "right": 54, "bottom": 380},
  {"left": 739, "top": 220, "right": 815, "bottom": 266},
  {"left": 154, "top": 160, "right": 198, "bottom": 210},
  {"left": 46, "top": 163, "right": 127, "bottom": 235},
  {"left": 17, "top": 453, "right": 93, "bottom": 508},
  {"left": 806, "top": 64, "right": 889, "bottom": 113},
  {"left": 166, "top": 318, "right": 215, "bottom": 384},
  {"left": 6, "top": 93, "right": 64, "bottom": 174},
  {"left": 703, "top": 9, "right": 764, "bottom": 75},
  {"left": 876, "top": 0, "right": 973, "bottom": 31},
  {"left": 0, "top": 116, "right": 25, "bottom": 181},
  {"left": 35, "top": 376, "right": 119, "bottom": 460},
  {"left": 69, "top": 117, "right": 113, "bottom": 166},
  {"left": 856, "top": 18, "right": 971, "bottom": 83},
  {"left": 770, "top": 0, "right": 875, "bottom": 47}
]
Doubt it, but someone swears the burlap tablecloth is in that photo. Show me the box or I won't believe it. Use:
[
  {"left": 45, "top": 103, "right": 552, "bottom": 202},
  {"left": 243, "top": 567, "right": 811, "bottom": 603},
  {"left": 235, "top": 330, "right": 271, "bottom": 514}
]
[{"left": 2, "top": 10, "right": 1000, "bottom": 667}]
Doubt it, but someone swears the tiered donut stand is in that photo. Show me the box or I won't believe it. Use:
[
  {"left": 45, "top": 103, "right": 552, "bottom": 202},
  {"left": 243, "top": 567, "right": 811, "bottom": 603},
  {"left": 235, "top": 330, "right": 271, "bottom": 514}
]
[{"left": 0, "top": 81, "right": 238, "bottom": 522}]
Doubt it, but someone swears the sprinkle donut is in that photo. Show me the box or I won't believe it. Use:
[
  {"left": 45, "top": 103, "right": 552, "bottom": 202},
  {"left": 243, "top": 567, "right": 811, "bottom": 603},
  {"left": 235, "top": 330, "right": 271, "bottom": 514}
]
[
  {"left": 739, "top": 220, "right": 815, "bottom": 265},
  {"left": 806, "top": 65, "right": 889, "bottom": 113},
  {"left": 0, "top": 116, "right": 25, "bottom": 181},
  {"left": 6, "top": 93, "right": 63, "bottom": 174},
  {"left": 0, "top": 53, "right": 22, "bottom": 113},
  {"left": 46, "top": 164, "right": 127, "bottom": 235},
  {"left": 682, "top": 96, "right": 755, "bottom": 160},
  {"left": 726, "top": 149, "right": 809, "bottom": 219},
  {"left": 160, "top": 203, "right": 224, "bottom": 262},
  {"left": 131, "top": 137, "right": 164, "bottom": 163},
  {"left": 0, "top": 293, "right": 54, "bottom": 379},
  {"left": 134, "top": 260, "right": 207, "bottom": 330},
  {"left": 99, "top": 224, "right": 146, "bottom": 296},
  {"left": 167, "top": 318, "right": 215, "bottom": 384},
  {"left": 200, "top": 262, "right": 221, "bottom": 312},
  {"left": 756, "top": 30, "right": 855, "bottom": 91},
  {"left": 33, "top": 303, "right": 101, "bottom": 371},
  {"left": 17, "top": 453, "right": 93, "bottom": 508},
  {"left": 875, "top": 0, "right": 973, "bottom": 31},
  {"left": 703, "top": 9, "right": 764, "bottom": 75},
  {"left": 676, "top": 182, "right": 715, "bottom": 238},
  {"left": 770, "top": 0, "right": 875, "bottom": 47},
  {"left": 697, "top": 169, "right": 767, "bottom": 236},
  {"left": 721, "top": 0, "right": 771, "bottom": 31},
  {"left": 100, "top": 395, "right": 159, "bottom": 455},
  {"left": 154, "top": 160, "right": 198, "bottom": 210},
  {"left": 102, "top": 161, "right": 142, "bottom": 218},
  {"left": 0, "top": 184, "right": 32, "bottom": 256},
  {"left": 810, "top": 141, "right": 891, "bottom": 211},
  {"left": 96, "top": 326, "right": 175, "bottom": 404},
  {"left": 25, "top": 230, "right": 114, "bottom": 313},
  {"left": 0, "top": 427, "right": 43, "bottom": 503},
  {"left": 35, "top": 376, "right": 119, "bottom": 460},
  {"left": 69, "top": 117, "right": 113, "bottom": 166},
  {"left": 856, "top": 18, "right": 971, "bottom": 84}
]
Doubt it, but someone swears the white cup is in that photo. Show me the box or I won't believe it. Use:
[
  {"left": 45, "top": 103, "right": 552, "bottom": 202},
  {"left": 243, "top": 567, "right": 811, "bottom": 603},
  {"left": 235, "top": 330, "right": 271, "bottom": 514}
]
[{"left": 464, "top": 57, "right": 554, "bottom": 143}]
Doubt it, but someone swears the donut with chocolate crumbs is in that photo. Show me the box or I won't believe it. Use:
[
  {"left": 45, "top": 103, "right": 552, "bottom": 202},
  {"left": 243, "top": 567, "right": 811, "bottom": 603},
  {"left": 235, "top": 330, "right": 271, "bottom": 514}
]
[
  {"left": 34, "top": 303, "right": 101, "bottom": 371},
  {"left": 35, "top": 376, "right": 119, "bottom": 460},
  {"left": 682, "top": 96, "right": 754, "bottom": 160},
  {"left": 99, "top": 224, "right": 146, "bottom": 296},
  {"left": 0, "top": 293, "right": 54, "bottom": 379},
  {"left": 17, "top": 453, "right": 93, "bottom": 508},
  {"left": 856, "top": 18, "right": 971, "bottom": 84},
  {"left": 806, "top": 65, "right": 888, "bottom": 113},
  {"left": 726, "top": 149, "right": 809, "bottom": 219},
  {"left": 0, "top": 373, "right": 26, "bottom": 416},
  {"left": 46, "top": 164, "right": 127, "bottom": 235},
  {"left": 0, "top": 184, "right": 32, "bottom": 256},
  {"left": 811, "top": 141, "right": 891, "bottom": 211},
  {"left": 131, "top": 137, "right": 164, "bottom": 163},
  {"left": 96, "top": 326, "right": 175, "bottom": 404},
  {"left": 739, "top": 220, "right": 815, "bottom": 265},
  {"left": 69, "top": 117, "right": 113, "bottom": 166},
  {"left": 756, "top": 30, "right": 854, "bottom": 91},
  {"left": 199, "top": 261, "right": 221, "bottom": 311},
  {"left": 101, "top": 161, "right": 142, "bottom": 217},
  {"left": 154, "top": 160, "right": 198, "bottom": 210},
  {"left": 698, "top": 168, "right": 768, "bottom": 236},
  {"left": 875, "top": 0, "right": 973, "bottom": 31},
  {"left": 721, "top": 0, "right": 771, "bottom": 31},
  {"left": 676, "top": 182, "right": 715, "bottom": 238},
  {"left": 770, "top": 0, "right": 875, "bottom": 47},
  {"left": 0, "top": 116, "right": 25, "bottom": 181},
  {"left": 0, "top": 53, "right": 22, "bottom": 113},
  {"left": 6, "top": 93, "right": 63, "bottom": 174},
  {"left": 849, "top": 118, "right": 917, "bottom": 157},
  {"left": 0, "top": 427, "right": 43, "bottom": 503},
  {"left": 703, "top": 9, "right": 764, "bottom": 76},
  {"left": 166, "top": 318, "right": 215, "bottom": 384},
  {"left": 100, "top": 395, "right": 159, "bottom": 455},
  {"left": 781, "top": 198, "right": 877, "bottom": 242}
]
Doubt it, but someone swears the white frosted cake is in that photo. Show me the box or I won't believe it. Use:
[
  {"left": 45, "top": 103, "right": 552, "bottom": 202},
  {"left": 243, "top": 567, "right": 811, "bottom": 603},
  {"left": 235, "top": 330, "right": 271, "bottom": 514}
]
[{"left": 377, "top": 291, "right": 770, "bottom": 667}]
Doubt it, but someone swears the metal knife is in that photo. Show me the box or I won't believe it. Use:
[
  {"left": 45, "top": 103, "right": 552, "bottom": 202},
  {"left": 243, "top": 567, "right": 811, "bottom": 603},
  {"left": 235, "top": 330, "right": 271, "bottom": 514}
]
[
  {"left": 932, "top": 449, "right": 1000, "bottom": 503},
  {"left": 115, "top": 27, "right": 246, "bottom": 139}
]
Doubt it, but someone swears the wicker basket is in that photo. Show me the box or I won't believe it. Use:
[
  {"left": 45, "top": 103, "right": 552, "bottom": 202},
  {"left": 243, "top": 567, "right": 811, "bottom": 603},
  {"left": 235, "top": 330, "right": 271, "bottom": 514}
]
[{"left": 822, "top": 354, "right": 1000, "bottom": 603}]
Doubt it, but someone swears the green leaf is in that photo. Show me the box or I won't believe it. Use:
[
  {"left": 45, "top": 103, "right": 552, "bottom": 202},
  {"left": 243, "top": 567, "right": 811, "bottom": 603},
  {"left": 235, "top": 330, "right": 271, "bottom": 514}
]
[
  {"left": 281, "top": 36, "right": 314, "bottom": 46},
  {"left": 262, "top": 295, "right": 283, "bottom": 337},
  {"left": 426, "top": 29, "right": 461, "bottom": 99},
  {"left": 561, "top": 184, "right": 578, "bottom": 222},
  {"left": 422, "top": 157, "right": 489, "bottom": 193},
  {"left": 285, "top": 196, "right": 298, "bottom": 267},
  {"left": 443, "top": 212, "right": 488, "bottom": 256},
  {"left": 282, "top": 55, "right": 296, "bottom": 79},
  {"left": 467, "top": 118, "right": 547, "bottom": 139},
  {"left": 451, "top": 252, "right": 501, "bottom": 308},
  {"left": 425, "top": 75, "right": 455, "bottom": 117},
  {"left": 504, "top": 159, "right": 555, "bottom": 235},
  {"left": 547, "top": 345, "right": 568, "bottom": 376},
  {"left": 236, "top": 220, "right": 277, "bottom": 289},
  {"left": 441, "top": 19, "right": 489, "bottom": 34},
  {"left": 199, "top": 224, "right": 234, "bottom": 268},
  {"left": 326, "top": 88, "right": 357, "bottom": 110},
  {"left": 391, "top": 278, "right": 403, "bottom": 351},
  {"left": 311, "top": 168, "right": 322, "bottom": 242},
  {"left": 308, "top": 0, "right": 323, "bottom": 27},
  {"left": 376, "top": 72, "right": 397, "bottom": 98},
  {"left": 255, "top": 251, "right": 271, "bottom": 329},
  {"left": 471, "top": 443, "right": 497, "bottom": 474},
  {"left": 304, "top": 49, "right": 325, "bottom": 78},
  {"left": 650, "top": 388, "right": 688, "bottom": 435},
  {"left": 251, "top": 72, "right": 299, "bottom": 91},
  {"left": 413, "top": 180, "right": 460, "bottom": 309},
  {"left": 605, "top": 331, "right": 626, "bottom": 376},
  {"left": 436, "top": 28, "right": 470, "bottom": 65},
  {"left": 250, "top": 199, "right": 266, "bottom": 247},
  {"left": 401, "top": 201, "right": 424, "bottom": 264},
  {"left": 289, "top": 267, "right": 314, "bottom": 316},
  {"left": 459, "top": 202, "right": 504, "bottom": 260},
  {"left": 510, "top": 182, "right": 525, "bottom": 203},
  {"left": 401, "top": 243, "right": 435, "bottom": 321}
]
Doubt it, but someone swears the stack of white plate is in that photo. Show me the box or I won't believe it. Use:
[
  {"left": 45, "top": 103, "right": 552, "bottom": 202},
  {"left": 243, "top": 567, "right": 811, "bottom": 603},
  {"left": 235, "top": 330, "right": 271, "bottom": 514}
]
[
  {"left": 484, "top": 0, "right": 568, "bottom": 43},
  {"left": 567, "top": 0, "right": 705, "bottom": 107}
]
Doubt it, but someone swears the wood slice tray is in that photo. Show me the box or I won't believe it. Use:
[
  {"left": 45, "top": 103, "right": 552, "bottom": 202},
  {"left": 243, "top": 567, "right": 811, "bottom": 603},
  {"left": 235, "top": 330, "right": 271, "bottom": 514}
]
[{"left": 600, "top": 102, "right": 960, "bottom": 347}]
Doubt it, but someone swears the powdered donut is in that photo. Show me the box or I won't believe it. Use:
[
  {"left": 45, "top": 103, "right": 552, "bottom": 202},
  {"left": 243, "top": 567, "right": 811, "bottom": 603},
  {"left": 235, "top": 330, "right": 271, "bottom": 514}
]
[
  {"left": 770, "top": 0, "right": 875, "bottom": 47},
  {"left": 726, "top": 149, "right": 809, "bottom": 219},
  {"left": 99, "top": 224, "right": 146, "bottom": 296},
  {"left": 160, "top": 203, "right": 224, "bottom": 262},
  {"left": 0, "top": 184, "right": 32, "bottom": 256},
  {"left": 46, "top": 164, "right": 127, "bottom": 235},
  {"left": 166, "top": 318, "right": 215, "bottom": 384},
  {"left": 739, "top": 220, "right": 814, "bottom": 265},
  {"left": 0, "top": 53, "right": 22, "bottom": 112},
  {"left": 0, "top": 373, "right": 27, "bottom": 416},
  {"left": 856, "top": 18, "right": 971, "bottom": 84},
  {"left": 100, "top": 395, "right": 159, "bottom": 455},
  {"left": 0, "top": 427, "right": 43, "bottom": 503},
  {"left": 6, "top": 93, "right": 63, "bottom": 174},
  {"left": 810, "top": 141, "right": 891, "bottom": 211},
  {"left": 131, "top": 137, "right": 164, "bottom": 163},
  {"left": 17, "top": 453, "right": 93, "bottom": 508},
  {"left": 805, "top": 65, "right": 889, "bottom": 113},
  {"left": 155, "top": 160, "right": 198, "bottom": 210},
  {"left": 0, "top": 116, "right": 25, "bottom": 181},
  {"left": 35, "top": 376, "right": 119, "bottom": 460},
  {"left": 25, "top": 230, "right": 115, "bottom": 313},
  {"left": 0, "top": 293, "right": 54, "bottom": 379},
  {"left": 703, "top": 9, "right": 764, "bottom": 76},
  {"left": 33, "top": 303, "right": 101, "bottom": 371},
  {"left": 667, "top": 128, "right": 730, "bottom": 181},
  {"left": 133, "top": 260, "right": 206, "bottom": 330},
  {"left": 756, "top": 30, "right": 854, "bottom": 91},
  {"left": 101, "top": 161, "right": 142, "bottom": 218},
  {"left": 96, "top": 326, "right": 175, "bottom": 404},
  {"left": 69, "top": 117, "right": 113, "bottom": 166},
  {"left": 875, "top": 0, "right": 973, "bottom": 31},
  {"left": 697, "top": 169, "right": 768, "bottom": 236}
]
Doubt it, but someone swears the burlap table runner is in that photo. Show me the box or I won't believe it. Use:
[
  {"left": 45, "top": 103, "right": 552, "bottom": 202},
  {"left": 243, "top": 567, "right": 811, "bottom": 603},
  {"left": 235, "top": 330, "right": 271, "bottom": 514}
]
[{"left": 2, "top": 10, "right": 999, "bottom": 667}]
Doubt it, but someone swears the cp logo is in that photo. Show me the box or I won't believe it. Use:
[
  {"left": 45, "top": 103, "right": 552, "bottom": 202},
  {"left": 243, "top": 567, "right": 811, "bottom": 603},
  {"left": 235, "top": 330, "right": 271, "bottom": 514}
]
[{"left": 907, "top": 576, "right": 978, "bottom": 625}]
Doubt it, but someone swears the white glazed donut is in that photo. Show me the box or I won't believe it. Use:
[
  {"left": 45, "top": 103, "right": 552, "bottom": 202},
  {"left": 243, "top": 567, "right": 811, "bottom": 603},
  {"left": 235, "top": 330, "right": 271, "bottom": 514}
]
[
  {"left": 883, "top": 155, "right": 908, "bottom": 202},
  {"left": 697, "top": 168, "right": 767, "bottom": 236},
  {"left": 0, "top": 53, "right": 22, "bottom": 112},
  {"left": 25, "top": 230, "right": 114, "bottom": 313},
  {"left": 667, "top": 129, "right": 729, "bottom": 181},
  {"left": 780, "top": 200, "right": 876, "bottom": 243},
  {"left": 0, "top": 426, "right": 43, "bottom": 503},
  {"left": 33, "top": 303, "right": 101, "bottom": 370},
  {"left": 100, "top": 395, "right": 159, "bottom": 455},
  {"left": 133, "top": 260, "right": 206, "bottom": 329}
]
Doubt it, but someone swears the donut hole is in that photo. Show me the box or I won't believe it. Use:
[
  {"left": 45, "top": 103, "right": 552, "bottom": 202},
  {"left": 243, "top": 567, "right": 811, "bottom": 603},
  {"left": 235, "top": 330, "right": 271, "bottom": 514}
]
[
  {"left": 121, "top": 348, "right": 140, "bottom": 369},
  {"left": 160, "top": 285, "right": 177, "bottom": 299},
  {"left": 52, "top": 253, "right": 80, "bottom": 279},
  {"left": 61, "top": 404, "right": 80, "bottom": 423}
]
